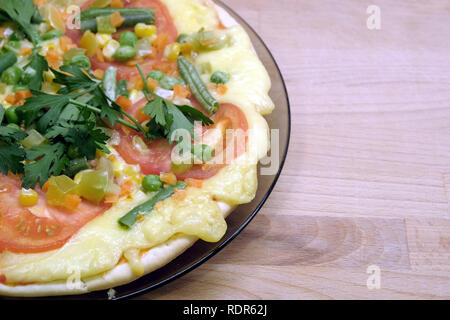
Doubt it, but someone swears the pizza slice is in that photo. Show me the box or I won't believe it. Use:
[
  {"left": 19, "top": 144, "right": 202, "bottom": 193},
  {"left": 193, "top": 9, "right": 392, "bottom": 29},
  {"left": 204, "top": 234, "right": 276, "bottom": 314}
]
[{"left": 0, "top": 0, "right": 274, "bottom": 297}]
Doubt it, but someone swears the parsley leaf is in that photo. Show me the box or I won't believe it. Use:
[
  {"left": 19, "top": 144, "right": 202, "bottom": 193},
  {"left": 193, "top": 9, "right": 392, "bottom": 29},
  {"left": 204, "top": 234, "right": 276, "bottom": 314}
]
[
  {"left": 25, "top": 51, "right": 49, "bottom": 91},
  {"left": 0, "top": 106, "right": 27, "bottom": 175},
  {"left": 17, "top": 91, "right": 74, "bottom": 129},
  {"left": 0, "top": 144, "right": 25, "bottom": 175},
  {"left": 52, "top": 65, "right": 97, "bottom": 94},
  {"left": 22, "top": 143, "right": 69, "bottom": 189},
  {"left": 0, "top": 0, "right": 41, "bottom": 44},
  {"left": 142, "top": 94, "right": 214, "bottom": 143}
]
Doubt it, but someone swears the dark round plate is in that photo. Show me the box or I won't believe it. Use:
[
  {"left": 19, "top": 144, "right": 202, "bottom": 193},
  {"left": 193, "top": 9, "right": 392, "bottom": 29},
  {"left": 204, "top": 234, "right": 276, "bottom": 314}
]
[{"left": 2, "top": 0, "right": 291, "bottom": 300}]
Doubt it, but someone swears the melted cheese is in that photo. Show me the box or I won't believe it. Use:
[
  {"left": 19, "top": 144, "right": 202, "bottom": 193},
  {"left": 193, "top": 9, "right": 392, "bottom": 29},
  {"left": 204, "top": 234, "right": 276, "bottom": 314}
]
[{"left": 0, "top": 0, "right": 273, "bottom": 284}]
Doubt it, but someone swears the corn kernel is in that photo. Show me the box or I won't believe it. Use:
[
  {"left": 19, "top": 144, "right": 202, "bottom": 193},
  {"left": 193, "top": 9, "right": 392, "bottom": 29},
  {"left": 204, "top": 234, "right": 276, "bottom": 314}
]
[
  {"left": 135, "top": 23, "right": 156, "bottom": 38},
  {"left": 96, "top": 33, "right": 112, "bottom": 47},
  {"left": 164, "top": 43, "right": 181, "bottom": 61},
  {"left": 19, "top": 188, "right": 39, "bottom": 207},
  {"left": 102, "top": 39, "right": 120, "bottom": 59}
]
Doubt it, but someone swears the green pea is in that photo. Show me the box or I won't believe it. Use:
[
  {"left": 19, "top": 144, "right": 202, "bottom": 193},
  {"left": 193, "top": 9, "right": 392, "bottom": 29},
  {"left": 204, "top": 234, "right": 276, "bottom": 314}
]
[
  {"left": 210, "top": 71, "right": 229, "bottom": 84},
  {"left": 70, "top": 55, "right": 91, "bottom": 71},
  {"left": 2, "top": 66, "right": 22, "bottom": 85},
  {"left": 147, "top": 70, "right": 164, "bottom": 81},
  {"left": 142, "top": 174, "right": 163, "bottom": 192},
  {"left": 41, "top": 29, "right": 63, "bottom": 41},
  {"left": 5, "top": 106, "right": 19, "bottom": 124},
  {"left": 160, "top": 76, "right": 182, "bottom": 90},
  {"left": 20, "top": 66, "right": 37, "bottom": 85},
  {"left": 67, "top": 144, "right": 82, "bottom": 160},
  {"left": 113, "top": 45, "right": 137, "bottom": 62},
  {"left": 119, "top": 31, "right": 138, "bottom": 47}
]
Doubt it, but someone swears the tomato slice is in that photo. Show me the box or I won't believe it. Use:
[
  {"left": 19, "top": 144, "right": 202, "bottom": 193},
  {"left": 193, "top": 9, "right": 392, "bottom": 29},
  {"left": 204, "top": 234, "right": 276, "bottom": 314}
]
[
  {"left": 65, "top": 0, "right": 178, "bottom": 80},
  {"left": 0, "top": 175, "right": 110, "bottom": 254},
  {"left": 115, "top": 102, "right": 249, "bottom": 180}
]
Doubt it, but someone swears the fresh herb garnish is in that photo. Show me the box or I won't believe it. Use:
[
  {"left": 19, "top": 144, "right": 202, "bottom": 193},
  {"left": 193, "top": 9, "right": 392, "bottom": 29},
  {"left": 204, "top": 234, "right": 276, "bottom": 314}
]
[
  {"left": 0, "top": 0, "right": 41, "bottom": 44},
  {"left": 6, "top": 62, "right": 213, "bottom": 189},
  {"left": 0, "top": 105, "right": 27, "bottom": 175},
  {"left": 136, "top": 64, "right": 213, "bottom": 143}
]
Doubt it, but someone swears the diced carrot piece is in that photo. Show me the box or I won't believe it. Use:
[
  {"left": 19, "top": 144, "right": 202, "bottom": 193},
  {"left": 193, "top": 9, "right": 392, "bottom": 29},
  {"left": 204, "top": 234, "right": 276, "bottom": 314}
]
[
  {"left": 20, "top": 47, "right": 32, "bottom": 56},
  {"left": 125, "top": 59, "right": 138, "bottom": 67},
  {"left": 104, "top": 194, "right": 120, "bottom": 204},
  {"left": 185, "top": 178, "right": 203, "bottom": 188},
  {"left": 59, "top": 36, "right": 76, "bottom": 53},
  {"left": 5, "top": 94, "right": 16, "bottom": 105},
  {"left": 153, "top": 33, "right": 169, "bottom": 53},
  {"left": 46, "top": 48, "right": 61, "bottom": 69},
  {"left": 42, "top": 180, "right": 51, "bottom": 193},
  {"left": 15, "top": 90, "right": 32, "bottom": 101},
  {"left": 93, "top": 69, "right": 104, "bottom": 79},
  {"left": 154, "top": 201, "right": 163, "bottom": 210},
  {"left": 173, "top": 189, "right": 187, "bottom": 201},
  {"left": 131, "top": 76, "right": 144, "bottom": 91},
  {"left": 146, "top": 78, "right": 159, "bottom": 91},
  {"left": 135, "top": 106, "right": 150, "bottom": 123},
  {"left": 217, "top": 84, "right": 228, "bottom": 95},
  {"left": 110, "top": 0, "right": 124, "bottom": 8},
  {"left": 120, "top": 179, "right": 135, "bottom": 197},
  {"left": 15, "top": 90, "right": 33, "bottom": 106},
  {"left": 0, "top": 274, "right": 6, "bottom": 284},
  {"left": 160, "top": 172, "right": 177, "bottom": 186},
  {"left": 110, "top": 11, "right": 125, "bottom": 28},
  {"left": 116, "top": 96, "right": 132, "bottom": 110},
  {"left": 154, "top": 60, "right": 178, "bottom": 77},
  {"left": 96, "top": 47, "right": 105, "bottom": 63},
  {"left": 63, "top": 194, "right": 82, "bottom": 211},
  {"left": 173, "top": 84, "right": 191, "bottom": 99}
]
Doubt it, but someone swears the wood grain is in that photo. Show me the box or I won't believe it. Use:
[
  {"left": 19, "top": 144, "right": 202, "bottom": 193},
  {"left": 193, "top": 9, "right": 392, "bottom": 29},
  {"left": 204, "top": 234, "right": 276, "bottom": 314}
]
[{"left": 141, "top": 0, "right": 450, "bottom": 299}]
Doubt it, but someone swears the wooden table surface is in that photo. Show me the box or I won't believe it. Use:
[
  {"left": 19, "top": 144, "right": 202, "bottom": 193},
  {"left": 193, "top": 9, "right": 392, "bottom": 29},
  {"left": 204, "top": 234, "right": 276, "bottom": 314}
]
[{"left": 141, "top": 0, "right": 450, "bottom": 299}]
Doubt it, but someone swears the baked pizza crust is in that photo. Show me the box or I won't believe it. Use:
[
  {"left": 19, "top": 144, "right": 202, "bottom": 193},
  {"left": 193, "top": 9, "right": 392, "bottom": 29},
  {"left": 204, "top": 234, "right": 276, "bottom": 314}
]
[{"left": 0, "top": 3, "right": 255, "bottom": 297}]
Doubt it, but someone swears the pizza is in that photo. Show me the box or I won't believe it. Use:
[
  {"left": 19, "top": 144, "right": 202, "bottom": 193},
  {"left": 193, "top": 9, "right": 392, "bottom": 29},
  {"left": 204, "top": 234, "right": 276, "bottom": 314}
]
[{"left": 0, "top": 0, "right": 274, "bottom": 297}]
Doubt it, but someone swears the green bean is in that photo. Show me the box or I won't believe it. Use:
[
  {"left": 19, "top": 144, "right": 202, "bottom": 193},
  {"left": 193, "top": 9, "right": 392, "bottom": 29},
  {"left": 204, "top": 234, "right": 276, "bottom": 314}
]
[
  {"left": 116, "top": 79, "right": 129, "bottom": 98},
  {"left": 177, "top": 56, "right": 219, "bottom": 115},
  {"left": 119, "top": 181, "right": 186, "bottom": 228},
  {"left": 80, "top": 8, "right": 155, "bottom": 33},
  {"left": 0, "top": 51, "right": 18, "bottom": 76},
  {"left": 102, "top": 66, "right": 117, "bottom": 101}
]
